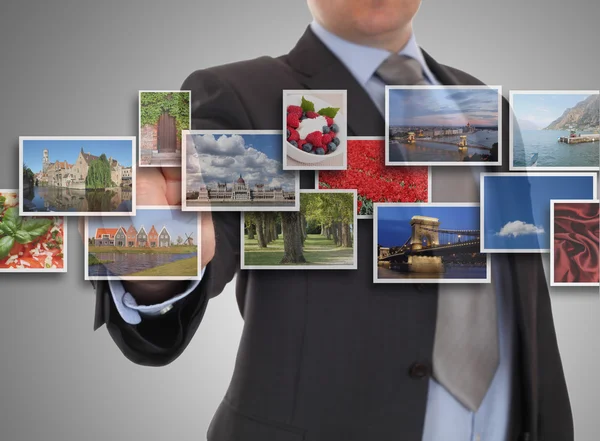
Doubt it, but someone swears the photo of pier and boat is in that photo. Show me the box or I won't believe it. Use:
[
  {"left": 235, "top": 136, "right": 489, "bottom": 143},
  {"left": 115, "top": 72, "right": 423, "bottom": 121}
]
[
  {"left": 385, "top": 86, "right": 501, "bottom": 166},
  {"left": 510, "top": 91, "right": 599, "bottom": 171},
  {"left": 373, "top": 203, "right": 490, "bottom": 283}
]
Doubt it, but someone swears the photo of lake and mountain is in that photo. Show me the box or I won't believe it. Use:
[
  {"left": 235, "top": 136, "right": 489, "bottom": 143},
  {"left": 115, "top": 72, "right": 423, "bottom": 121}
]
[{"left": 510, "top": 91, "right": 599, "bottom": 170}]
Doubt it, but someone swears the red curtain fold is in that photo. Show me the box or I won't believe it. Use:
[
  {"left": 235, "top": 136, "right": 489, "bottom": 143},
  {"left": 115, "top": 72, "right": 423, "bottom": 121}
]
[{"left": 553, "top": 202, "right": 600, "bottom": 284}]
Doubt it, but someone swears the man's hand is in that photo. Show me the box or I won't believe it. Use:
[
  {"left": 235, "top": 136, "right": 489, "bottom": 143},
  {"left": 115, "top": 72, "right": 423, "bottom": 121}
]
[{"left": 79, "top": 166, "right": 216, "bottom": 305}]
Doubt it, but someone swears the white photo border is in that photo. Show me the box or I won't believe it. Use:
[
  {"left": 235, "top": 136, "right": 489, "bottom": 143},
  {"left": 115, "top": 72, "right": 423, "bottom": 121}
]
[
  {"left": 372, "top": 202, "right": 491, "bottom": 284},
  {"left": 549, "top": 198, "right": 600, "bottom": 287},
  {"left": 138, "top": 90, "right": 191, "bottom": 168},
  {"left": 19, "top": 136, "right": 137, "bottom": 217},
  {"left": 480, "top": 171, "right": 598, "bottom": 253},
  {"left": 385, "top": 85, "right": 503, "bottom": 167},
  {"left": 0, "top": 188, "right": 68, "bottom": 273},
  {"left": 84, "top": 205, "right": 202, "bottom": 281},
  {"left": 509, "top": 90, "right": 600, "bottom": 172},
  {"left": 282, "top": 89, "right": 348, "bottom": 171},
  {"left": 181, "top": 130, "right": 301, "bottom": 212},
  {"left": 240, "top": 188, "right": 358, "bottom": 270}
]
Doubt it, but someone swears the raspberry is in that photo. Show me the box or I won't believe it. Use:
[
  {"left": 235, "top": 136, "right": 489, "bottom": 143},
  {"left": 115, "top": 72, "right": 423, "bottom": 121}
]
[
  {"left": 306, "top": 111, "right": 319, "bottom": 119},
  {"left": 305, "top": 131, "right": 323, "bottom": 147},
  {"left": 287, "top": 127, "right": 300, "bottom": 142},
  {"left": 287, "top": 105, "right": 302, "bottom": 116},
  {"left": 324, "top": 116, "right": 334, "bottom": 126},
  {"left": 322, "top": 133, "right": 334, "bottom": 145},
  {"left": 287, "top": 113, "right": 300, "bottom": 128}
]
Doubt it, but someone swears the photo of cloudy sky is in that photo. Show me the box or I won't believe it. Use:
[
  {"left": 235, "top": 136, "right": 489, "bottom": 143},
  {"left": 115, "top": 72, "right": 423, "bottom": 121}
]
[
  {"left": 185, "top": 132, "right": 296, "bottom": 191},
  {"left": 482, "top": 173, "right": 596, "bottom": 252},
  {"left": 388, "top": 87, "right": 500, "bottom": 127}
]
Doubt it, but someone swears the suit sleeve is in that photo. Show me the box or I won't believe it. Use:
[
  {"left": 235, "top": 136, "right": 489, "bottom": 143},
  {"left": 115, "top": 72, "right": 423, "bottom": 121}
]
[{"left": 93, "top": 69, "right": 249, "bottom": 366}]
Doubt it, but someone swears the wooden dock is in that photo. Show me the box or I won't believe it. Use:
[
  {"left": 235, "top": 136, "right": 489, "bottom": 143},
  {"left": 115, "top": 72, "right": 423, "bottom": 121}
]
[{"left": 558, "top": 134, "right": 599, "bottom": 144}]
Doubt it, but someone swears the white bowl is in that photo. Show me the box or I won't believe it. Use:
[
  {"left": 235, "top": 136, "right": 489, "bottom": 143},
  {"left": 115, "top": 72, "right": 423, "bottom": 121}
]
[{"left": 285, "top": 94, "right": 346, "bottom": 164}]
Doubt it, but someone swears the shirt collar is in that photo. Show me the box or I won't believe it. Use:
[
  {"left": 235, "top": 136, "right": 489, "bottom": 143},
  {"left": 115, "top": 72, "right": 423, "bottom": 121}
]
[{"left": 309, "top": 20, "right": 437, "bottom": 86}]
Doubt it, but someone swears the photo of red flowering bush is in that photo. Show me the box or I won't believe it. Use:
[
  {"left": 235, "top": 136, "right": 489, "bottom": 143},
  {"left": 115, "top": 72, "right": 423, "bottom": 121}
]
[
  {"left": 0, "top": 190, "right": 66, "bottom": 272},
  {"left": 317, "top": 138, "right": 429, "bottom": 217}
]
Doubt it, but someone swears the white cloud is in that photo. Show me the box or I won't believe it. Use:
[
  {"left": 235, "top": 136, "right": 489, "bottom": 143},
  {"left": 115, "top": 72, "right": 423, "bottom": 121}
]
[
  {"left": 185, "top": 134, "right": 295, "bottom": 191},
  {"left": 495, "top": 220, "right": 544, "bottom": 237}
]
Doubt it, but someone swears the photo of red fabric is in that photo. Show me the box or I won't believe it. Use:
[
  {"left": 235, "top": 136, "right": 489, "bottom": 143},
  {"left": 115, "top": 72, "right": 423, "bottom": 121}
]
[{"left": 553, "top": 201, "right": 599, "bottom": 284}]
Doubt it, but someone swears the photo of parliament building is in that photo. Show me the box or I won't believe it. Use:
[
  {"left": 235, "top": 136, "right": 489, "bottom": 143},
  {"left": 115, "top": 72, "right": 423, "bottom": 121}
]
[{"left": 188, "top": 175, "right": 296, "bottom": 208}]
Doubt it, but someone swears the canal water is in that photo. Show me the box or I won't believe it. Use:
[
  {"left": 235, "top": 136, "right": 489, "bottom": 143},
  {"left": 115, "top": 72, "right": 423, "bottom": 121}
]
[
  {"left": 389, "top": 131, "right": 497, "bottom": 162},
  {"left": 22, "top": 186, "right": 133, "bottom": 213},
  {"left": 512, "top": 129, "right": 599, "bottom": 168},
  {"left": 378, "top": 265, "right": 487, "bottom": 280},
  {"left": 88, "top": 252, "right": 196, "bottom": 277}
]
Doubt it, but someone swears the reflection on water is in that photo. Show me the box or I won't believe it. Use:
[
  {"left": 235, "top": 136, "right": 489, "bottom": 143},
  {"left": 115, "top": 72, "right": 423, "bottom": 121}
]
[
  {"left": 378, "top": 265, "right": 487, "bottom": 280},
  {"left": 88, "top": 252, "right": 197, "bottom": 277},
  {"left": 389, "top": 132, "right": 497, "bottom": 162},
  {"left": 23, "top": 186, "right": 133, "bottom": 213}
]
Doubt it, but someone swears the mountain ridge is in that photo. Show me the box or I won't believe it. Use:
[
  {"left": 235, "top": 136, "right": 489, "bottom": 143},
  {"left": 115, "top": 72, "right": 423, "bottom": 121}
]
[{"left": 544, "top": 94, "right": 599, "bottom": 130}]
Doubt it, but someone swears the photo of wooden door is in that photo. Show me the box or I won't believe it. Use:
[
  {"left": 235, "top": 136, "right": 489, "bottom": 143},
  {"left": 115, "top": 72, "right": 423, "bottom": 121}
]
[{"left": 157, "top": 112, "right": 177, "bottom": 152}]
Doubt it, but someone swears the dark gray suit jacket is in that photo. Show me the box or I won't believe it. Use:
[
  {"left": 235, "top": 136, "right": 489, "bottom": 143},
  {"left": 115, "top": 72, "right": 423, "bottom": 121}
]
[{"left": 93, "top": 27, "right": 573, "bottom": 441}]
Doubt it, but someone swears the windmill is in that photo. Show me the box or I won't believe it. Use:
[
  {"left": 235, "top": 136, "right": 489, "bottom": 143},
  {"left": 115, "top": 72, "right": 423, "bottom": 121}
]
[{"left": 184, "top": 232, "right": 194, "bottom": 246}]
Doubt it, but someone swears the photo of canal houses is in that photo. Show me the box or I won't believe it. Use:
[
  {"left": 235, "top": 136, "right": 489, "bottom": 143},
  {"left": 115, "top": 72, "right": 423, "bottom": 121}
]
[
  {"left": 20, "top": 137, "right": 135, "bottom": 216},
  {"left": 373, "top": 203, "right": 490, "bottom": 283},
  {"left": 386, "top": 86, "right": 502, "bottom": 166},
  {"left": 183, "top": 130, "right": 299, "bottom": 211},
  {"left": 510, "top": 91, "right": 599, "bottom": 171},
  {"left": 481, "top": 172, "right": 597, "bottom": 253},
  {"left": 85, "top": 206, "right": 201, "bottom": 280},
  {"left": 139, "top": 91, "right": 191, "bottom": 167}
]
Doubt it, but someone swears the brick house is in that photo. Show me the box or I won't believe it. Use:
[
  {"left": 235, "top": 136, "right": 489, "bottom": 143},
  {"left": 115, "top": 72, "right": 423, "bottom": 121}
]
[
  {"left": 147, "top": 226, "right": 159, "bottom": 248},
  {"left": 126, "top": 225, "right": 137, "bottom": 247}
]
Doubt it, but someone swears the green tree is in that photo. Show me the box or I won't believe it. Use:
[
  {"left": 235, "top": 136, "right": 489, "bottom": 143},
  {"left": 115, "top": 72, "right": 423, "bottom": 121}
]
[{"left": 85, "top": 154, "right": 113, "bottom": 189}]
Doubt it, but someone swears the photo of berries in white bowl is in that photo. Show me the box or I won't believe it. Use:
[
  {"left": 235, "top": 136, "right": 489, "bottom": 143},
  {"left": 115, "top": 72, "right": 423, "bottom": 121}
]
[{"left": 284, "top": 92, "right": 347, "bottom": 168}]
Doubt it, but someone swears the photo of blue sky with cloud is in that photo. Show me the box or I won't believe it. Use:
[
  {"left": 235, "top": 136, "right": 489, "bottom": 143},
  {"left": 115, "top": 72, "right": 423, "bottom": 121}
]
[
  {"left": 388, "top": 88, "right": 499, "bottom": 127},
  {"left": 512, "top": 92, "right": 597, "bottom": 130},
  {"left": 186, "top": 133, "right": 295, "bottom": 191},
  {"left": 483, "top": 174, "right": 595, "bottom": 250}
]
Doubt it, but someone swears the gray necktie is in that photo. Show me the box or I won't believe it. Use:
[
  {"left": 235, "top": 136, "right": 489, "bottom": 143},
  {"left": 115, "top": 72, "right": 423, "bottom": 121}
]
[
  {"left": 376, "top": 56, "right": 500, "bottom": 411},
  {"left": 375, "top": 54, "right": 429, "bottom": 85},
  {"left": 432, "top": 173, "right": 499, "bottom": 412}
]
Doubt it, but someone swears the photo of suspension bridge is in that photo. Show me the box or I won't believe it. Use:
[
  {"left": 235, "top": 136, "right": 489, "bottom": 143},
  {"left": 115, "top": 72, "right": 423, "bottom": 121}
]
[{"left": 373, "top": 203, "right": 490, "bottom": 283}]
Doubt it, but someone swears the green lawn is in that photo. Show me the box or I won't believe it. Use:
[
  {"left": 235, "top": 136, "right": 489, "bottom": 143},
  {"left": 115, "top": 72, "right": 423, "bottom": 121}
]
[
  {"left": 244, "top": 234, "right": 354, "bottom": 266},
  {"left": 89, "top": 245, "right": 197, "bottom": 254},
  {"left": 128, "top": 257, "right": 198, "bottom": 277},
  {"left": 88, "top": 254, "right": 113, "bottom": 265}
]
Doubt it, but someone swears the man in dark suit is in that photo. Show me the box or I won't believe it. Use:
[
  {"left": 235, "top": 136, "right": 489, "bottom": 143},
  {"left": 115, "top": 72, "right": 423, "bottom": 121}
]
[{"left": 93, "top": 1, "right": 573, "bottom": 439}]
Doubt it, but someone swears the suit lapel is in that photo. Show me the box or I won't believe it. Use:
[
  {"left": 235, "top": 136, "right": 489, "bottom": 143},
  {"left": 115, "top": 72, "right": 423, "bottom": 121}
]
[{"left": 286, "top": 27, "right": 384, "bottom": 137}]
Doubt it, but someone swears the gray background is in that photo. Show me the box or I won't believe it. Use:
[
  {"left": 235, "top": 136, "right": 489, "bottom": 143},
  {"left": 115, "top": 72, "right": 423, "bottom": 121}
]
[{"left": 0, "top": 0, "right": 598, "bottom": 440}]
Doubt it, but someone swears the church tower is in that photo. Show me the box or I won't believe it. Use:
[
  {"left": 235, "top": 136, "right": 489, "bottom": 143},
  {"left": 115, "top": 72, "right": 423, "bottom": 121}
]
[{"left": 42, "top": 149, "right": 49, "bottom": 173}]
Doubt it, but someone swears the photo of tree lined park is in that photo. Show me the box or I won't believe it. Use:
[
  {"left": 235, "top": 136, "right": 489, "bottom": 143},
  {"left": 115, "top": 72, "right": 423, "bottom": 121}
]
[{"left": 242, "top": 190, "right": 357, "bottom": 269}]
